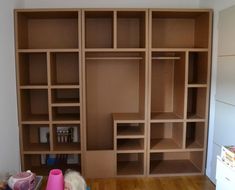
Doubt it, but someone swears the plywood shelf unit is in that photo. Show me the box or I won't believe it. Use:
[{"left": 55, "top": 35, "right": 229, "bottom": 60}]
[
  {"left": 15, "top": 8, "right": 211, "bottom": 178},
  {"left": 148, "top": 9, "right": 211, "bottom": 176},
  {"left": 15, "top": 10, "right": 83, "bottom": 175}
]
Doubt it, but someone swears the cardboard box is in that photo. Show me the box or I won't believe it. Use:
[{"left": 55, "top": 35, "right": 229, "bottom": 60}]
[{"left": 221, "top": 146, "right": 235, "bottom": 168}]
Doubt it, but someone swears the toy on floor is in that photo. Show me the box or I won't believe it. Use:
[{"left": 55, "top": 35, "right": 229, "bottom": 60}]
[{"left": 64, "top": 169, "right": 86, "bottom": 190}]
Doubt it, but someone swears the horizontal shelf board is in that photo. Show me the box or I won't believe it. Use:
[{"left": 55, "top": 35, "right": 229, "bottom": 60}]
[
  {"left": 151, "top": 139, "right": 182, "bottom": 150},
  {"left": 52, "top": 121, "right": 81, "bottom": 124},
  {"left": 20, "top": 121, "right": 50, "bottom": 125},
  {"left": 187, "top": 84, "right": 207, "bottom": 88},
  {"left": 116, "top": 135, "right": 145, "bottom": 139},
  {"left": 187, "top": 114, "right": 205, "bottom": 120},
  {"left": 86, "top": 57, "right": 143, "bottom": 60},
  {"left": 19, "top": 85, "right": 48, "bottom": 89},
  {"left": 113, "top": 113, "right": 145, "bottom": 122},
  {"left": 17, "top": 49, "right": 80, "bottom": 53},
  {"left": 51, "top": 103, "right": 80, "bottom": 107},
  {"left": 116, "top": 150, "right": 145, "bottom": 153},
  {"left": 117, "top": 127, "right": 144, "bottom": 136},
  {"left": 23, "top": 150, "right": 82, "bottom": 154},
  {"left": 117, "top": 141, "right": 144, "bottom": 151},
  {"left": 84, "top": 48, "right": 147, "bottom": 52},
  {"left": 51, "top": 85, "right": 80, "bottom": 89},
  {"left": 151, "top": 48, "right": 209, "bottom": 52},
  {"left": 24, "top": 143, "right": 50, "bottom": 152},
  {"left": 53, "top": 143, "right": 81, "bottom": 151},
  {"left": 151, "top": 112, "right": 183, "bottom": 121},
  {"left": 51, "top": 83, "right": 80, "bottom": 87},
  {"left": 186, "top": 140, "right": 204, "bottom": 149},
  {"left": 150, "top": 160, "right": 201, "bottom": 174},
  {"left": 52, "top": 114, "right": 80, "bottom": 121},
  {"left": 148, "top": 172, "right": 203, "bottom": 177},
  {"left": 22, "top": 114, "right": 49, "bottom": 122},
  {"left": 152, "top": 56, "right": 181, "bottom": 60},
  {"left": 117, "top": 161, "right": 144, "bottom": 175}
]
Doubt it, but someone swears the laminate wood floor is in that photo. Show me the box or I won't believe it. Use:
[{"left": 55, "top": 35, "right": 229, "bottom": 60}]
[
  {"left": 41, "top": 175, "right": 215, "bottom": 190},
  {"left": 86, "top": 176, "right": 215, "bottom": 190}
]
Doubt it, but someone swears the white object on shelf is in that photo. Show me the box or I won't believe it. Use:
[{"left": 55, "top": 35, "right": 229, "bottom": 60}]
[{"left": 216, "top": 156, "right": 235, "bottom": 190}]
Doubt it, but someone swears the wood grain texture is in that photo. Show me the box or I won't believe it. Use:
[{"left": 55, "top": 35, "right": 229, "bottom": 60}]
[
  {"left": 41, "top": 175, "right": 215, "bottom": 190},
  {"left": 87, "top": 176, "right": 215, "bottom": 190}
]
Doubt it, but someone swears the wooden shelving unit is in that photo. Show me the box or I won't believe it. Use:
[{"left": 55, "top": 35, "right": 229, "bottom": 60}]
[
  {"left": 15, "top": 8, "right": 212, "bottom": 178},
  {"left": 148, "top": 9, "right": 212, "bottom": 176},
  {"left": 15, "top": 10, "right": 83, "bottom": 175}
]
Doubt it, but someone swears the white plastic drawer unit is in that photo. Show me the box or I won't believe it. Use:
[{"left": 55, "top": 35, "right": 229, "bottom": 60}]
[{"left": 216, "top": 156, "right": 235, "bottom": 190}]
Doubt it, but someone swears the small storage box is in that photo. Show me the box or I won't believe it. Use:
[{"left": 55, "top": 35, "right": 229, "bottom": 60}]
[{"left": 221, "top": 146, "right": 235, "bottom": 168}]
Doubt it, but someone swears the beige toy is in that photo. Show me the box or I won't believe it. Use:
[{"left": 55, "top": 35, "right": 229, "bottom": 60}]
[{"left": 64, "top": 170, "right": 86, "bottom": 190}]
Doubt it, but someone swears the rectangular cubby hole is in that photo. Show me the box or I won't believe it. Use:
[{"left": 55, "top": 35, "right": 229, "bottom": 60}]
[
  {"left": 51, "top": 88, "right": 80, "bottom": 104},
  {"left": 52, "top": 106, "right": 80, "bottom": 121},
  {"left": 20, "top": 89, "right": 49, "bottom": 121},
  {"left": 150, "top": 122, "right": 183, "bottom": 150},
  {"left": 150, "top": 151, "right": 203, "bottom": 174},
  {"left": 188, "top": 52, "right": 208, "bottom": 84},
  {"left": 151, "top": 11, "right": 210, "bottom": 48},
  {"left": 85, "top": 11, "right": 113, "bottom": 48},
  {"left": 151, "top": 52, "right": 185, "bottom": 120},
  {"left": 117, "top": 153, "right": 144, "bottom": 175},
  {"left": 117, "top": 138, "right": 144, "bottom": 151},
  {"left": 187, "top": 88, "right": 206, "bottom": 119},
  {"left": 53, "top": 124, "right": 81, "bottom": 151},
  {"left": 86, "top": 52, "right": 146, "bottom": 151},
  {"left": 18, "top": 53, "right": 47, "bottom": 86},
  {"left": 117, "top": 11, "right": 146, "bottom": 48},
  {"left": 186, "top": 122, "right": 205, "bottom": 149},
  {"left": 117, "top": 123, "right": 144, "bottom": 136},
  {"left": 16, "top": 11, "right": 79, "bottom": 49},
  {"left": 24, "top": 154, "right": 81, "bottom": 176},
  {"left": 22, "top": 124, "right": 50, "bottom": 151},
  {"left": 51, "top": 52, "right": 79, "bottom": 85}
]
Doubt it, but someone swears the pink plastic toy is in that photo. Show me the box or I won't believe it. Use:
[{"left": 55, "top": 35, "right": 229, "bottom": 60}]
[{"left": 46, "top": 169, "right": 64, "bottom": 190}]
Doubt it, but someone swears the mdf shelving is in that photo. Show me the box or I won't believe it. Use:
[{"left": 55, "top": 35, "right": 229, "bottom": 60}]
[
  {"left": 15, "top": 9, "right": 83, "bottom": 176},
  {"left": 148, "top": 9, "right": 212, "bottom": 176},
  {"left": 15, "top": 8, "right": 212, "bottom": 178}
]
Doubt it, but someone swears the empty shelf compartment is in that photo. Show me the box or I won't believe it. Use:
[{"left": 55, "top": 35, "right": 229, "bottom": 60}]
[
  {"left": 19, "top": 52, "right": 48, "bottom": 86},
  {"left": 50, "top": 52, "right": 79, "bottom": 85},
  {"left": 20, "top": 89, "right": 49, "bottom": 121},
  {"left": 117, "top": 138, "right": 144, "bottom": 151},
  {"left": 150, "top": 122, "right": 183, "bottom": 150},
  {"left": 52, "top": 106, "right": 80, "bottom": 121},
  {"left": 117, "top": 123, "right": 144, "bottom": 137},
  {"left": 151, "top": 52, "right": 185, "bottom": 120},
  {"left": 150, "top": 151, "right": 203, "bottom": 175},
  {"left": 188, "top": 52, "right": 208, "bottom": 85},
  {"left": 117, "top": 11, "right": 146, "bottom": 48},
  {"left": 117, "top": 153, "right": 144, "bottom": 175},
  {"left": 187, "top": 87, "right": 206, "bottom": 119},
  {"left": 51, "top": 88, "right": 80, "bottom": 105},
  {"left": 186, "top": 122, "right": 205, "bottom": 149}
]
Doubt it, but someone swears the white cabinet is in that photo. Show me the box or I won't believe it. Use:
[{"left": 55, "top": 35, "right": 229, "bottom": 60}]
[{"left": 216, "top": 157, "right": 235, "bottom": 190}]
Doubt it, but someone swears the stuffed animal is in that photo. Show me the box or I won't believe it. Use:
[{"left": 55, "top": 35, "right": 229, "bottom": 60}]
[{"left": 64, "top": 170, "right": 86, "bottom": 190}]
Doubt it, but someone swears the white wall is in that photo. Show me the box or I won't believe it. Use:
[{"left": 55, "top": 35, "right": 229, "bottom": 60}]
[
  {"left": 23, "top": 0, "right": 200, "bottom": 8},
  {"left": 200, "top": 0, "right": 235, "bottom": 183},
  {"left": 0, "top": 0, "right": 23, "bottom": 180}
]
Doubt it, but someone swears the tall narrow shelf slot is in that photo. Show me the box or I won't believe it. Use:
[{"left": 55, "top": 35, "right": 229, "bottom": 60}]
[
  {"left": 18, "top": 52, "right": 48, "bottom": 86},
  {"left": 85, "top": 52, "right": 146, "bottom": 151},
  {"left": 150, "top": 52, "right": 185, "bottom": 120}
]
